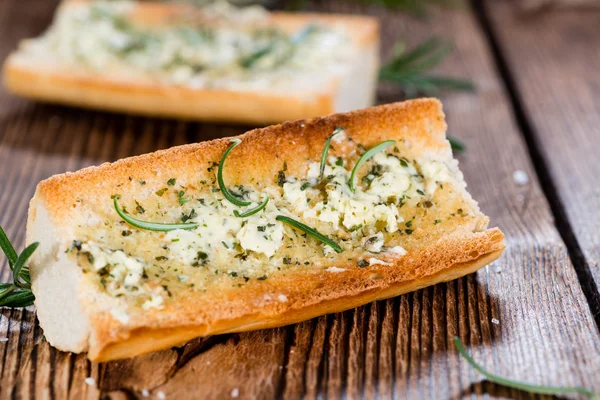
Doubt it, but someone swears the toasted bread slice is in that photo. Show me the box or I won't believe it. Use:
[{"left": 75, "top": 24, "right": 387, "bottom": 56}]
[
  {"left": 26, "top": 99, "right": 505, "bottom": 362},
  {"left": 2, "top": 0, "right": 379, "bottom": 124}
]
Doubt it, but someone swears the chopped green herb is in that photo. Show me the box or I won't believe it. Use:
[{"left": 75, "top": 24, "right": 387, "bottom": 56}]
[
  {"left": 357, "top": 260, "right": 369, "bottom": 268},
  {"left": 405, "top": 229, "right": 414, "bottom": 235},
  {"left": 155, "top": 188, "right": 167, "bottom": 197},
  {"left": 434, "top": 219, "right": 442, "bottom": 224},
  {"left": 277, "top": 170, "right": 286, "bottom": 187},
  {"left": 178, "top": 197, "right": 190, "bottom": 205},
  {"left": 416, "top": 189, "right": 425, "bottom": 196},
  {"left": 167, "top": 178, "right": 176, "bottom": 186},
  {"left": 257, "top": 275, "right": 268, "bottom": 281},
  {"left": 405, "top": 220, "right": 412, "bottom": 228},
  {"left": 257, "top": 226, "right": 266, "bottom": 232},
  {"left": 181, "top": 209, "right": 197, "bottom": 223},
  {"left": 349, "top": 224, "right": 363, "bottom": 232},
  {"left": 300, "top": 182, "right": 311, "bottom": 191}
]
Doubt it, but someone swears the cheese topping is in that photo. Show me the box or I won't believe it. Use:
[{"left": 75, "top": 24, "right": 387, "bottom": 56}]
[
  {"left": 20, "top": 0, "right": 354, "bottom": 95},
  {"left": 70, "top": 132, "right": 459, "bottom": 318}
]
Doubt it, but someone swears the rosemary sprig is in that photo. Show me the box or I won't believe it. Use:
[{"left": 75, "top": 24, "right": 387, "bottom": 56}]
[
  {"left": 218, "top": 139, "right": 252, "bottom": 207},
  {"left": 319, "top": 127, "right": 343, "bottom": 181},
  {"left": 454, "top": 337, "right": 600, "bottom": 399},
  {"left": 349, "top": 140, "right": 396, "bottom": 192},
  {"left": 276, "top": 216, "right": 342, "bottom": 253},
  {"left": 0, "top": 226, "right": 37, "bottom": 308},
  {"left": 380, "top": 36, "right": 475, "bottom": 98},
  {"left": 114, "top": 198, "right": 199, "bottom": 231}
]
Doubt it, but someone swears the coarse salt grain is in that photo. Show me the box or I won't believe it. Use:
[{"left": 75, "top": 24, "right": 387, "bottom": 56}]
[
  {"left": 157, "top": 391, "right": 166, "bottom": 399},
  {"left": 278, "top": 294, "right": 288, "bottom": 302},
  {"left": 84, "top": 377, "right": 95, "bottom": 386},
  {"left": 231, "top": 388, "right": 239, "bottom": 398},
  {"left": 326, "top": 266, "right": 345, "bottom": 273},
  {"left": 0, "top": 338, "right": 8, "bottom": 342},
  {"left": 512, "top": 170, "right": 529, "bottom": 185},
  {"left": 491, "top": 318, "right": 500, "bottom": 325},
  {"left": 141, "top": 389, "right": 150, "bottom": 397}
]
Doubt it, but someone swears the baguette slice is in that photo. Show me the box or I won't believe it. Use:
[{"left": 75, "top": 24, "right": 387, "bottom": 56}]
[
  {"left": 26, "top": 99, "right": 505, "bottom": 362},
  {"left": 2, "top": 0, "right": 379, "bottom": 125}
]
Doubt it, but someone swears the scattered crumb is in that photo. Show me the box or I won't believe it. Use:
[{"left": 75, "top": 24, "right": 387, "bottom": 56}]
[
  {"left": 84, "top": 377, "right": 96, "bottom": 387},
  {"left": 231, "top": 388, "right": 239, "bottom": 398},
  {"left": 141, "top": 389, "right": 150, "bottom": 397},
  {"left": 157, "top": 391, "right": 166, "bottom": 399},
  {"left": 326, "top": 266, "right": 345, "bottom": 273},
  {"left": 277, "top": 294, "right": 288, "bottom": 302},
  {"left": 512, "top": 170, "right": 529, "bottom": 185},
  {"left": 494, "top": 265, "right": 502, "bottom": 274},
  {"left": 491, "top": 318, "right": 500, "bottom": 325}
]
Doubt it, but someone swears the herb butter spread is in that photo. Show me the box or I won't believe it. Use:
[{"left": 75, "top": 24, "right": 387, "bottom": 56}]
[
  {"left": 68, "top": 130, "right": 462, "bottom": 319},
  {"left": 19, "top": 0, "right": 354, "bottom": 95}
]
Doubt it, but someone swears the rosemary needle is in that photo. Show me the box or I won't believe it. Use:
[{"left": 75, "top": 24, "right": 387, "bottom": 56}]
[
  {"left": 218, "top": 139, "right": 252, "bottom": 207},
  {"left": 454, "top": 337, "right": 600, "bottom": 399},
  {"left": 319, "top": 126, "right": 343, "bottom": 181},
  {"left": 276, "top": 216, "right": 342, "bottom": 253},
  {"left": 349, "top": 140, "right": 396, "bottom": 192},
  {"left": 114, "top": 198, "right": 199, "bottom": 231}
]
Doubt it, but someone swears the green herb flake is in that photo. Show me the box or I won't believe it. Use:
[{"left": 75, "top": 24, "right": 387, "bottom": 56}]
[
  {"left": 155, "top": 188, "right": 168, "bottom": 197},
  {"left": 167, "top": 178, "right": 176, "bottom": 186},
  {"left": 277, "top": 170, "right": 286, "bottom": 187},
  {"left": 357, "top": 260, "right": 369, "bottom": 268}
]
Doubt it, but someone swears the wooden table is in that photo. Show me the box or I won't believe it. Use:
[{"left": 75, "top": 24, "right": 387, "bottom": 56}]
[{"left": 1, "top": 1, "right": 599, "bottom": 398}]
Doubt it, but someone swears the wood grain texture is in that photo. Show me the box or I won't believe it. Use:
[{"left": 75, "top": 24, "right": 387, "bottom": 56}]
[
  {"left": 0, "top": 0, "right": 599, "bottom": 399},
  {"left": 485, "top": 0, "right": 600, "bottom": 314}
]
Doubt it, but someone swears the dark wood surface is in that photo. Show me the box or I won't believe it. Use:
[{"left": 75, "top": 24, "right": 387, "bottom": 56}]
[{"left": 1, "top": 1, "right": 600, "bottom": 399}]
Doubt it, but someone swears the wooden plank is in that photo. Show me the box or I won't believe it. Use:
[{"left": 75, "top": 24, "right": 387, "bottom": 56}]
[
  {"left": 485, "top": 0, "right": 600, "bottom": 314},
  {"left": 0, "top": 0, "right": 599, "bottom": 399}
]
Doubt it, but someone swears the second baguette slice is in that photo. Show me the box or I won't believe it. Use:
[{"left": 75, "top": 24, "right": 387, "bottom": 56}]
[{"left": 3, "top": 0, "right": 379, "bottom": 124}]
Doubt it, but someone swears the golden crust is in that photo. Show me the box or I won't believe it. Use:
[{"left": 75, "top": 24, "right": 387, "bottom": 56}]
[
  {"left": 27, "top": 99, "right": 505, "bottom": 361},
  {"left": 2, "top": 2, "right": 379, "bottom": 124}
]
